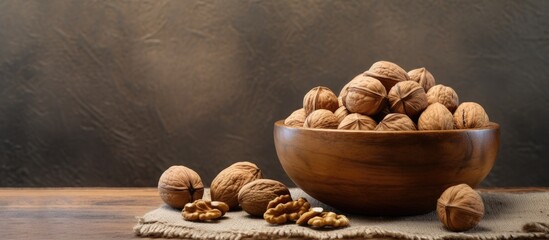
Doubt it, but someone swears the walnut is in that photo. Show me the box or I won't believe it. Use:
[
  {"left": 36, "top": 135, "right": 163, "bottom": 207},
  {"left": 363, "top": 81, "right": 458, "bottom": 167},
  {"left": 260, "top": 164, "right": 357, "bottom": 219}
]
[
  {"left": 418, "top": 103, "right": 454, "bottom": 130},
  {"left": 158, "top": 166, "right": 204, "bottom": 209},
  {"left": 453, "top": 102, "right": 489, "bottom": 129},
  {"left": 344, "top": 76, "right": 387, "bottom": 116},
  {"left": 307, "top": 211, "right": 350, "bottom": 229},
  {"left": 427, "top": 85, "right": 459, "bottom": 113},
  {"left": 339, "top": 74, "right": 364, "bottom": 107},
  {"left": 364, "top": 61, "right": 410, "bottom": 92},
  {"left": 408, "top": 67, "right": 436, "bottom": 92},
  {"left": 210, "top": 162, "right": 262, "bottom": 210},
  {"left": 182, "top": 199, "right": 229, "bottom": 222},
  {"left": 334, "top": 106, "right": 350, "bottom": 123},
  {"left": 237, "top": 179, "right": 290, "bottom": 217},
  {"left": 437, "top": 184, "right": 484, "bottom": 232},
  {"left": 388, "top": 81, "right": 428, "bottom": 119},
  {"left": 303, "top": 109, "right": 339, "bottom": 129},
  {"left": 263, "top": 195, "right": 311, "bottom": 225},
  {"left": 303, "top": 86, "right": 339, "bottom": 115},
  {"left": 296, "top": 207, "right": 324, "bottom": 225},
  {"left": 375, "top": 113, "right": 416, "bottom": 131},
  {"left": 284, "top": 108, "right": 306, "bottom": 127},
  {"left": 338, "top": 113, "right": 377, "bottom": 130}
]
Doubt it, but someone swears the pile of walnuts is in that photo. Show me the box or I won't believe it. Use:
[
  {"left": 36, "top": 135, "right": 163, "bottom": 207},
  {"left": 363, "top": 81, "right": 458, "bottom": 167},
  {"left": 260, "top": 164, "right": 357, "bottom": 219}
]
[
  {"left": 285, "top": 60, "right": 490, "bottom": 131},
  {"left": 157, "top": 163, "right": 349, "bottom": 228}
]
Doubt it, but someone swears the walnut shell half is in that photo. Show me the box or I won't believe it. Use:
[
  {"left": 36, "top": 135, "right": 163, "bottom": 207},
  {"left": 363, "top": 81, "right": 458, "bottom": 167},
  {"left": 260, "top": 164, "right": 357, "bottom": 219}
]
[{"left": 210, "top": 162, "right": 262, "bottom": 210}]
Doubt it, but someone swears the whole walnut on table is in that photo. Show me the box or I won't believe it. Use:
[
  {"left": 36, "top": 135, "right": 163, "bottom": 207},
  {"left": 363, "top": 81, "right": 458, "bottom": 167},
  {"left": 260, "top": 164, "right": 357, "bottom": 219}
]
[
  {"left": 437, "top": 184, "right": 484, "bottom": 232},
  {"left": 158, "top": 165, "right": 204, "bottom": 209},
  {"left": 237, "top": 179, "right": 290, "bottom": 217},
  {"left": 210, "top": 161, "right": 262, "bottom": 210}
]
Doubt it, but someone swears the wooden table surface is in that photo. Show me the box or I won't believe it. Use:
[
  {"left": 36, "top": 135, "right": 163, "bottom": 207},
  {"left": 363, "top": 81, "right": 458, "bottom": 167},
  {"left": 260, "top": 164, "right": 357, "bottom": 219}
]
[
  {"left": 0, "top": 188, "right": 162, "bottom": 240},
  {"left": 1, "top": 187, "right": 547, "bottom": 240}
]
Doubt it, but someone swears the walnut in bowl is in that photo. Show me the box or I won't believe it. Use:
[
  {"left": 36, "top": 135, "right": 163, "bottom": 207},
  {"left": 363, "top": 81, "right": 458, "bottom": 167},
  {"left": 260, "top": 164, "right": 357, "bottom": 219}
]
[{"left": 274, "top": 120, "right": 499, "bottom": 215}]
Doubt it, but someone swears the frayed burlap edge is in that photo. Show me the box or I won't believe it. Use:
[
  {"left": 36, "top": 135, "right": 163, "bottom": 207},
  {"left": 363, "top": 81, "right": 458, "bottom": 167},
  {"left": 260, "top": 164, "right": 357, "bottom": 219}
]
[
  {"left": 523, "top": 222, "right": 549, "bottom": 234},
  {"left": 133, "top": 218, "right": 549, "bottom": 240}
]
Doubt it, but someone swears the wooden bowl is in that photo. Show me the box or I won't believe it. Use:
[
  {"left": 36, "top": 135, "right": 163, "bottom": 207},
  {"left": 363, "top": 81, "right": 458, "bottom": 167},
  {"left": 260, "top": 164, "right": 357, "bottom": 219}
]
[{"left": 273, "top": 120, "right": 500, "bottom": 216}]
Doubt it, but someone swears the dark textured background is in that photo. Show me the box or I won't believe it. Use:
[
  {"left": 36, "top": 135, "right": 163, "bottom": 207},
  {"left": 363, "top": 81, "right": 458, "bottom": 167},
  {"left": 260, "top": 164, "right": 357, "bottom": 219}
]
[{"left": 0, "top": 0, "right": 548, "bottom": 187}]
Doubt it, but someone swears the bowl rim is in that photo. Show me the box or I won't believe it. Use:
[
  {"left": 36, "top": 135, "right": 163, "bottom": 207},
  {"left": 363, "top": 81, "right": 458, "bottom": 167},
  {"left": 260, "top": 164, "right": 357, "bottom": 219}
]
[{"left": 275, "top": 120, "right": 500, "bottom": 134}]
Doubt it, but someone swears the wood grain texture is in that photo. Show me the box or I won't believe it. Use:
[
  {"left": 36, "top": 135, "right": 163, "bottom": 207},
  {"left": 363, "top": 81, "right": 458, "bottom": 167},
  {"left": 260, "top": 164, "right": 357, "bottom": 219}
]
[
  {"left": 274, "top": 120, "right": 500, "bottom": 215},
  {"left": 0, "top": 188, "right": 162, "bottom": 240},
  {"left": 1, "top": 188, "right": 547, "bottom": 240}
]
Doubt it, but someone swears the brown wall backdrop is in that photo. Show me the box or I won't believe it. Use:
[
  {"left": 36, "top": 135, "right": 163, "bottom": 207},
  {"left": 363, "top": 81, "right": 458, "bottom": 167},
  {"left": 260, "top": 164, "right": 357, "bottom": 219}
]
[{"left": 1, "top": 0, "right": 548, "bottom": 187}]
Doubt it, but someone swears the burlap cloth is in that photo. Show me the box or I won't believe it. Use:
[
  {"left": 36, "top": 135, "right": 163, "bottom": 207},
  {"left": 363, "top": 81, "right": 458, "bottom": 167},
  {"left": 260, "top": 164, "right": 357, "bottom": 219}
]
[{"left": 134, "top": 188, "right": 549, "bottom": 240}]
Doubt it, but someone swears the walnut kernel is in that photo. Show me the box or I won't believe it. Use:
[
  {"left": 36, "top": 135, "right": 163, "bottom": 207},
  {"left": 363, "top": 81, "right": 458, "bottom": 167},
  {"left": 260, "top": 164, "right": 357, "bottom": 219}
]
[
  {"left": 296, "top": 207, "right": 323, "bottom": 226},
  {"left": 307, "top": 211, "right": 350, "bottom": 228},
  {"left": 182, "top": 200, "right": 229, "bottom": 222},
  {"left": 263, "top": 195, "right": 311, "bottom": 225}
]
